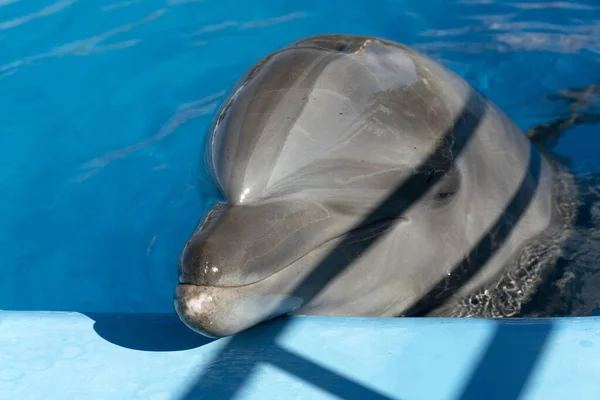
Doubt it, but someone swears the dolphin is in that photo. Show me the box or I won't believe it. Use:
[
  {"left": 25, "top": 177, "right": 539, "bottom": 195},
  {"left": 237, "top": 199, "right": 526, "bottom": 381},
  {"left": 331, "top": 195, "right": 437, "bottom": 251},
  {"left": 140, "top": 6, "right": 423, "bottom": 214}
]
[{"left": 174, "top": 34, "right": 578, "bottom": 338}]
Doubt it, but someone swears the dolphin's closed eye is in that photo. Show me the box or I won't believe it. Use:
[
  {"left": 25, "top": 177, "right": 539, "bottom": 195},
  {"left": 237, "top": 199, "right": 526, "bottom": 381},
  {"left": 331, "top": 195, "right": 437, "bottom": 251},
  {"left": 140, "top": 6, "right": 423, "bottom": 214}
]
[
  {"left": 423, "top": 167, "right": 461, "bottom": 207},
  {"left": 434, "top": 167, "right": 460, "bottom": 202}
]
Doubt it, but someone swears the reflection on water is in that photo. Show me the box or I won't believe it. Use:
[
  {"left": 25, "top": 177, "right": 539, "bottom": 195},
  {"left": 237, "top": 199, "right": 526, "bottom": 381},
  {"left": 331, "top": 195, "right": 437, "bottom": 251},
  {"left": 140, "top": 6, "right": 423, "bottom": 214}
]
[
  {"left": 508, "top": 83, "right": 600, "bottom": 317},
  {"left": 73, "top": 91, "right": 225, "bottom": 182},
  {"left": 0, "top": 8, "right": 166, "bottom": 78},
  {"left": 527, "top": 84, "right": 600, "bottom": 154},
  {"left": 0, "top": 0, "right": 77, "bottom": 31},
  {"left": 0, "top": 0, "right": 599, "bottom": 314}
]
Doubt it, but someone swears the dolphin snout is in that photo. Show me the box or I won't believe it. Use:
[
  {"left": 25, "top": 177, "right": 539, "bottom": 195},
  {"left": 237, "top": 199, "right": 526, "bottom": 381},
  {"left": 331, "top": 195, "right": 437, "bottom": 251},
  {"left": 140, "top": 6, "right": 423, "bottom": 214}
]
[
  {"left": 174, "top": 283, "right": 303, "bottom": 338},
  {"left": 179, "top": 236, "right": 225, "bottom": 286},
  {"left": 179, "top": 200, "right": 335, "bottom": 287},
  {"left": 174, "top": 284, "right": 226, "bottom": 337}
]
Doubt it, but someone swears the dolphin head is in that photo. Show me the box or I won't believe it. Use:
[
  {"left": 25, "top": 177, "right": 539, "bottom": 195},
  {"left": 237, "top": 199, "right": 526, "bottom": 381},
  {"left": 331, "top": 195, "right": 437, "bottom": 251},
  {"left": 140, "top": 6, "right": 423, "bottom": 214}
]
[{"left": 174, "top": 35, "right": 556, "bottom": 337}]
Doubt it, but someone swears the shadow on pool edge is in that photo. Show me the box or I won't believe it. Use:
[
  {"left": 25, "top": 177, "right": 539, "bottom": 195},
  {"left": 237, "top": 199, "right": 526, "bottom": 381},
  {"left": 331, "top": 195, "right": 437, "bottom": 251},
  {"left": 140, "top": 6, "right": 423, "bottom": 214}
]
[{"left": 83, "top": 311, "right": 216, "bottom": 352}]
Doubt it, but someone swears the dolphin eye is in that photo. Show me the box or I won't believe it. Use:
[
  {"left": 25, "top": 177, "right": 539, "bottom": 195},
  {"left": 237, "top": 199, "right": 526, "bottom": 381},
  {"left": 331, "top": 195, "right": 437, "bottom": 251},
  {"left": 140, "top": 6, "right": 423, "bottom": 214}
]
[
  {"left": 436, "top": 190, "right": 456, "bottom": 200},
  {"left": 431, "top": 167, "right": 460, "bottom": 205}
]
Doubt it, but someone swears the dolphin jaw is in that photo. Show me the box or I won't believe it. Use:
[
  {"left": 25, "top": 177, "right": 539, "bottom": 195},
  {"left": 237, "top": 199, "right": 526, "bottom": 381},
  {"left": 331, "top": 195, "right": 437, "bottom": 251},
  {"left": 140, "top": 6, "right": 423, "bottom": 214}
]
[{"left": 174, "top": 282, "right": 303, "bottom": 338}]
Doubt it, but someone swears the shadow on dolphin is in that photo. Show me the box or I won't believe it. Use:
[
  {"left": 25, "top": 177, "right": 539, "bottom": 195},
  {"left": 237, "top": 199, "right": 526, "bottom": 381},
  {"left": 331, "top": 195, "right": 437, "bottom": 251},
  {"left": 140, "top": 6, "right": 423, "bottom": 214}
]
[{"left": 174, "top": 34, "right": 580, "bottom": 338}]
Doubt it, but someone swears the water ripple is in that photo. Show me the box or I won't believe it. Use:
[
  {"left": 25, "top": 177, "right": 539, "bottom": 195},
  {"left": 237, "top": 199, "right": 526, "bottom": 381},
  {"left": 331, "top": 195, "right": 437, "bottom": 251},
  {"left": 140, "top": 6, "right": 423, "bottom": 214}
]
[
  {"left": 418, "top": 7, "right": 600, "bottom": 55},
  {"left": 190, "top": 11, "right": 308, "bottom": 37},
  {"left": 496, "top": 32, "right": 596, "bottom": 53},
  {"left": 506, "top": 1, "right": 599, "bottom": 10},
  {"left": 74, "top": 91, "right": 225, "bottom": 182},
  {"left": 167, "top": 0, "right": 205, "bottom": 4},
  {"left": 0, "top": 0, "right": 20, "bottom": 7},
  {"left": 0, "top": 0, "right": 77, "bottom": 31},
  {"left": 0, "top": 8, "right": 166, "bottom": 78},
  {"left": 102, "top": 0, "right": 145, "bottom": 12}
]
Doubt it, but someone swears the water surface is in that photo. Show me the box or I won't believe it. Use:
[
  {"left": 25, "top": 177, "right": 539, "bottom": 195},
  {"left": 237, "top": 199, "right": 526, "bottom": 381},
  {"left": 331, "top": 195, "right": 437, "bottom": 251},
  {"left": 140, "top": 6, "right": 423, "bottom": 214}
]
[{"left": 1, "top": 0, "right": 599, "bottom": 313}]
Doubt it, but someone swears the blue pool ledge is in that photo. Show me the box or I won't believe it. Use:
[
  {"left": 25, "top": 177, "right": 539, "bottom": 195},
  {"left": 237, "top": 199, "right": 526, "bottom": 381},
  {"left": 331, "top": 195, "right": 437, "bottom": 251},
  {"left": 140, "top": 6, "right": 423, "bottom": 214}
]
[{"left": 1, "top": 311, "right": 600, "bottom": 399}]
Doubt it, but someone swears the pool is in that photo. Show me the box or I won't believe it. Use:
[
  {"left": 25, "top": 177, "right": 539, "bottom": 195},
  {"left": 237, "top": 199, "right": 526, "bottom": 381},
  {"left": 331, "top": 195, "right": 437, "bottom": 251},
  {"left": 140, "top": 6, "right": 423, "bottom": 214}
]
[{"left": 1, "top": 0, "right": 599, "bottom": 398}]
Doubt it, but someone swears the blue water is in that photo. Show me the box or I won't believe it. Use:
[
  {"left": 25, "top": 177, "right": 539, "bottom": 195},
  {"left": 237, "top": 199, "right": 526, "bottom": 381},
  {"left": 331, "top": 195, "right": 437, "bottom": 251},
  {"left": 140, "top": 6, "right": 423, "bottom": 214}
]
[{"left": 1, "top": 0, "right": 599, "bottom": 314}]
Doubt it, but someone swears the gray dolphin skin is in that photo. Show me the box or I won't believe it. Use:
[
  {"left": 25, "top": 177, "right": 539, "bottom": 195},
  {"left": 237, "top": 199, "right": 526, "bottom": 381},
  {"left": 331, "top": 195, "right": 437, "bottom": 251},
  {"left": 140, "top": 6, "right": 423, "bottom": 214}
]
[{"left": 174, "top": 34, "right": 578, "bottom": 338}]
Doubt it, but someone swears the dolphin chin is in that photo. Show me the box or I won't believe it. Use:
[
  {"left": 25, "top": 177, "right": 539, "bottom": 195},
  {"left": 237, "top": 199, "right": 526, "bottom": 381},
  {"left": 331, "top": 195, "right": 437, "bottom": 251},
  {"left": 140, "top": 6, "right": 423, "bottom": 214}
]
[{"left": 174, "top": 283, "right": 303, "bottom": 338}]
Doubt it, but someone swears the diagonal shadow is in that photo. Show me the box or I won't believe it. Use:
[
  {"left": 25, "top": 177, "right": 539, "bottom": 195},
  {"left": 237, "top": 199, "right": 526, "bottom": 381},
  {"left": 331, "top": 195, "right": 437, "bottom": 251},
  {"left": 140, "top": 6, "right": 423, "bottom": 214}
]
[
  {"left": 406, "top": 139, "right": 542, "bottom": 315},
  {"left": 267, "top": 346, "right": 397, "bottom": 400},
  {"left": 456, "top": 320, "right": 554, "bottom": 400},
  {"left": 280, "top": 85, "right": 485, "bottom": 306},
  {"left": 178, "top": 85, "right": 550, "bottom": 399},
  {"left": 180, "top": 320, "right": 396, "bottom": 400}
]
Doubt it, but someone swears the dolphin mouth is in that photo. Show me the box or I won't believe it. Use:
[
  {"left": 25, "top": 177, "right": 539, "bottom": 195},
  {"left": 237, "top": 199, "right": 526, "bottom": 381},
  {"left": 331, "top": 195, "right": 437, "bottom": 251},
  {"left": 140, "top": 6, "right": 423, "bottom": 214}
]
[
  {"left": 174, "top": 216, "right": 407, "bottom": 337},
  {"left": 178, "top": 215, "right": 407, "bottom": 288},
  {"left": 174, "top": 281, "right": 304, "bottom": 338}
]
